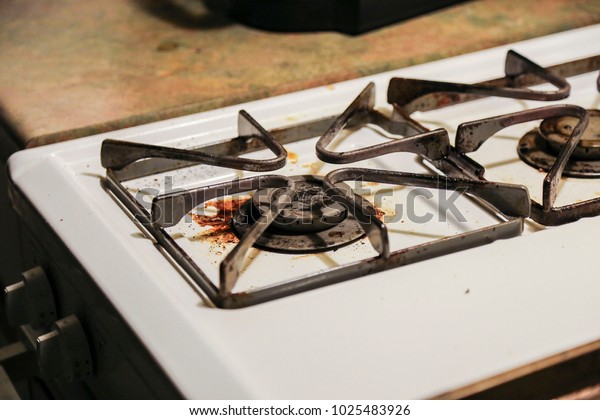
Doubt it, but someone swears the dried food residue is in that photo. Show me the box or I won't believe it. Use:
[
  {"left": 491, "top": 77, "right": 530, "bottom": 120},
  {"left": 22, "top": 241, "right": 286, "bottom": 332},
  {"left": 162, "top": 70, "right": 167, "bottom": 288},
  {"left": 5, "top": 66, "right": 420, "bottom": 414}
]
[
  {"left": 287, "top": 151, "right": 298, "bottom": 164},
  {"left": 156, "top": 40, "right": 180, "bottom": 52},
  {"left": 192, "top": 196, "right": 251, "bottom": 245}
]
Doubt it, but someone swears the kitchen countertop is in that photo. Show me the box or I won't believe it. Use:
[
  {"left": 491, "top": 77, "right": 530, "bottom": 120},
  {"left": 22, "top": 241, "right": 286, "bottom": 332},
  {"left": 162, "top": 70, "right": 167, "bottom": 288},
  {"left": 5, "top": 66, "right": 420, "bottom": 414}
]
[{"left": 0, "top": 0, "right": 599, "bottom": 149}]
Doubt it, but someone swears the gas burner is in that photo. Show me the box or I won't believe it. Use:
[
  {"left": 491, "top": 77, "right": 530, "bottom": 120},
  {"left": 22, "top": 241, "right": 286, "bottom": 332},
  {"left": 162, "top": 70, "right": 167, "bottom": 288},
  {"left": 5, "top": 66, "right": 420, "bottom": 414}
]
[
  {"left": 454, "top": 105, "right": 593, "bottom": 225},
  {"left": 232, "top": 175, "right": 365, "bottom": 253},
  {"left": 518, "top": 109, "right": 600, "bottom": 177}
]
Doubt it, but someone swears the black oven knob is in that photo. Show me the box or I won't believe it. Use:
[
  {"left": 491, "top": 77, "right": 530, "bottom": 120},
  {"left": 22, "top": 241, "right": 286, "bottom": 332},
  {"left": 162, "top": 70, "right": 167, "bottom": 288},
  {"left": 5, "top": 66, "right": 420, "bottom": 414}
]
[
  {"left": 36, "top": 315, "right": 93, "bottom": 383},
  {"left": 3, "top": 266, "right": 57, "bottom": 328}
]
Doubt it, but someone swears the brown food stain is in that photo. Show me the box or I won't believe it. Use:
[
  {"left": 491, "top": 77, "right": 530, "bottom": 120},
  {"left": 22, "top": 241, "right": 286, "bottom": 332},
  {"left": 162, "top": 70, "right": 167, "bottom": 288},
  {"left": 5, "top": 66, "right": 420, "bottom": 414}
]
[
  {"left": 288, "top": 151, "right": 298, "bottom": 164},
  {"left": 192, "top": 196, "right": 251, "bottom": 245},
  {"left": 156, "top": 40, "right": 180, "bottom": 52},
  {"left": 291, "top": 254, "right": 313, "bottom": 260}
]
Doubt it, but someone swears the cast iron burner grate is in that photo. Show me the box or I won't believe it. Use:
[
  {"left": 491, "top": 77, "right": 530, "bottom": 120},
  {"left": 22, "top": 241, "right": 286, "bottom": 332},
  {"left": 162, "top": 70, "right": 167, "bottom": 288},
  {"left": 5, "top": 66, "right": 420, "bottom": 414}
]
[{"left": 101, "top": 51, "right": 599, "bottom": 308}]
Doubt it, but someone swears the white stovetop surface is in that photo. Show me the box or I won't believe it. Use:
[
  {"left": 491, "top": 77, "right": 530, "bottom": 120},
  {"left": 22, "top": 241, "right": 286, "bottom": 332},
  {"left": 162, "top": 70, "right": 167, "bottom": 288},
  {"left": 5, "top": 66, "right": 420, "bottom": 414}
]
[{"left": 8, "top": 25, "right": 600, "bottom": 399}]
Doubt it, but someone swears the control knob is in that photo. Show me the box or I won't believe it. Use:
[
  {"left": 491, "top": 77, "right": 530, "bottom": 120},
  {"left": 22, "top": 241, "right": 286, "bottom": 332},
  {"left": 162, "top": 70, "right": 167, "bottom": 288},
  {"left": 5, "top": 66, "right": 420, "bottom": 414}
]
[
  {"left": 37, "top": 315, "right": 93, "bottom": 383},
  {"left": 3, "top": 266, "right": 56, "bottom": 328}
]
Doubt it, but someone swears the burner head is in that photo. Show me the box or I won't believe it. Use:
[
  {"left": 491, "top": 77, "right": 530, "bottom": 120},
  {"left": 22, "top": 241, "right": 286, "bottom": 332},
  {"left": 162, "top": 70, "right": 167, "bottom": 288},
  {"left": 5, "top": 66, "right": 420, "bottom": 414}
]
[
  {"left": 252, "top": 177, "right": 347, "bottom": 233},
  {"left": 518, "top": 109, "right": 600, "bottom": 178},
  {"left": 232, "top": 175, "right": 366, "bottom": 253}
]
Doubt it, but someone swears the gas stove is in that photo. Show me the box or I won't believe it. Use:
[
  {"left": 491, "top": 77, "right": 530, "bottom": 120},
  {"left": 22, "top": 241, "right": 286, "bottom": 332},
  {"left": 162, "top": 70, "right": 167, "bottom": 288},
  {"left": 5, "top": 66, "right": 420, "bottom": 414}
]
[{"left": 4, "top": 25, "right": 600, "bottom": 399}]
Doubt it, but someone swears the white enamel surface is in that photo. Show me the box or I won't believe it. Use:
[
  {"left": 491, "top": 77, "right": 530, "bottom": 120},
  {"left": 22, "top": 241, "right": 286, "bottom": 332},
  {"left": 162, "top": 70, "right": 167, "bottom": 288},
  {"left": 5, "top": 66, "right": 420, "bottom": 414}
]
[{"left": 8, "top": 25, "right": 600, "bottom": 398}]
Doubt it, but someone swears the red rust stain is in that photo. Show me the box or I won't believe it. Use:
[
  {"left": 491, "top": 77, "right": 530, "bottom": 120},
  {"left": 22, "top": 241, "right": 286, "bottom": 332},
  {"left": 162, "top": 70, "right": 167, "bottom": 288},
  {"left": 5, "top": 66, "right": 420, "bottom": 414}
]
[
  {"left": 375, "top": 207, "right": 385, "bottom": 220},
  {"left": 192, "top": 196, "right": 251, "bottom": 244},
  {"left": 436, "top": 93, "right": 461, "bottom": 108}
]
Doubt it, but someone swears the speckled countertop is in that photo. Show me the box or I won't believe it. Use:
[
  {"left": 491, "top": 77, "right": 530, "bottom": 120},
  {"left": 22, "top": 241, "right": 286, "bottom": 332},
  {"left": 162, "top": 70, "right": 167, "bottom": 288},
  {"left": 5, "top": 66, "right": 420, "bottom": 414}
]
[{"left": 1, "top": 0, "right": 599, "bottom": 148}]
